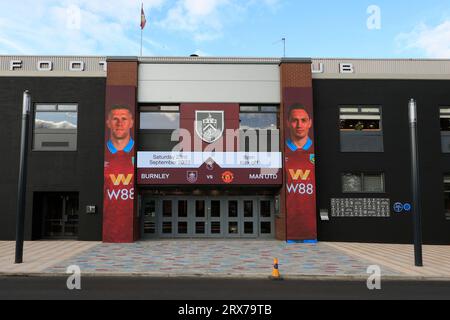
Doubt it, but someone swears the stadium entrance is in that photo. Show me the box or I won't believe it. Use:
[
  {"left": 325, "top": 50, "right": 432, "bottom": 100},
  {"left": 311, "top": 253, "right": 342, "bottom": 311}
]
[{"left": 140, "top": 196, "right": 275, "bottom": 239}]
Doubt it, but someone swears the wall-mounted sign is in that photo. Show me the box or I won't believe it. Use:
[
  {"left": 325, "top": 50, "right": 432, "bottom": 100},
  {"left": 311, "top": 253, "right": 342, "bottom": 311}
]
[
  {"left": 137, "top": 152, "right": 282, "bottom": 185},
  {"left": 394, "top": 202, "right": 412, "bottom": 213},
  {"left": 331, "top": 198, "right": 391, "bottom": 217},
  {"left": 137, "top": 152, "right": 282, "bottom": 169}
]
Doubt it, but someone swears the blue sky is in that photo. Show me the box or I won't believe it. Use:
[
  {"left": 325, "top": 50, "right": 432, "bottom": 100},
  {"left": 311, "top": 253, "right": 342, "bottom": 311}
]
[{"left": 0, "top": 0, "right": 450, "bottom": 58}]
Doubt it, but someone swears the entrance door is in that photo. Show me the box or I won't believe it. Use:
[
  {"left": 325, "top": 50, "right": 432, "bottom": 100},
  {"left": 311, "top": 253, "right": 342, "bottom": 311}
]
[
  {"left": 207, "top": 199, "right": 223, "bottom": 237},
  {"left": 140, "top": 196, "right": 275, "bottom": 239},
  {"left": 141, "top": 198, "right": 158, "bottom": 238},
  {"left": 40, "top": 193, "right": 79, "bottom": 239}
]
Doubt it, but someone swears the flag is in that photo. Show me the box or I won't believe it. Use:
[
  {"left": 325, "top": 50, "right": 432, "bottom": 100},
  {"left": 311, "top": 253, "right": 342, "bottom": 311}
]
[{"left": 140, "top": 3, "right": 147, "bottom": 30}]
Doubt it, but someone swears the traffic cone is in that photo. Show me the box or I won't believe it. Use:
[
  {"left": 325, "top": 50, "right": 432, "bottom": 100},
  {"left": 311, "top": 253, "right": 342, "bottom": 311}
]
[{"left": 270, "top": 258, "right": 283, "bottom": 280}]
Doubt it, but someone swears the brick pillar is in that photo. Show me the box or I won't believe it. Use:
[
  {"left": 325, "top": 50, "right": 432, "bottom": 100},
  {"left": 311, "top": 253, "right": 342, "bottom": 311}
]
[{"left": 103, "top": 58, "right": 139, "bottom": 243}]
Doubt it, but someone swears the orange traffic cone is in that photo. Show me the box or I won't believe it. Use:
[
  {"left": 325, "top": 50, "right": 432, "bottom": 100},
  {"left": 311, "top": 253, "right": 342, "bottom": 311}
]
[{"left": 270, "top": 258, "right": 283, "bottom": 280}]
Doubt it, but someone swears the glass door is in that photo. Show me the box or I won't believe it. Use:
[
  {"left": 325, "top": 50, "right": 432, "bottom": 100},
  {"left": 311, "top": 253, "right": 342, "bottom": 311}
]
[
  {"left": 43, "top": 193, "right": 79, "bottom": 239},
  {"left": 194, "top": 199, "right": 207, "bottom": 236},
  {"left": 226, "top": 199, "right": 240, "bottom": 237},
  {"left": 142, "top": 198, "right": 158, "bottom": 238},
  {"left": 242, "top": 199, "right": 258, "bottom": 238},
  {"left": 207, "top": 199, "right": 223, "bottom": 237}
]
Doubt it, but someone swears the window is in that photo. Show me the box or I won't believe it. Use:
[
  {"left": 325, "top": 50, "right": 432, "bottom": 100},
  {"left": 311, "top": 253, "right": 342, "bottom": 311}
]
[
  {"left": 444, "top": 176, "right": 450, "bottom": 220},
  {"left": 440, "top": 108, "right": 450, "bottom": 132},
  {"left": 340, "top": 106, "right": 382, "bottom": 131},
  {"left": 239, "top": 105, "right": 279, "bottom": 152},
  {"left": 440, "top": 108, "right": 450, "bottom": 153},
  {"left": 33, "top": 104, "right": 78, "bottom": 151},
  {"left": 240, "top": 105, "right": 278, "bottom": 130},
  {"left": 342, "top": 173, "right": 385, "bottom": 193},
  {"left": 139, "top": 105, "right": 180, "bottom": 151},
  {"left": 339, "top": 106, "right": 384, "bottom": 152}
]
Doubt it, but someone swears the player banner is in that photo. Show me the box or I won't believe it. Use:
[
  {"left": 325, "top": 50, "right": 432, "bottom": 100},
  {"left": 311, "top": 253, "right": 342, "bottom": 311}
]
[
  {"left": 284, "top": 87, "right": 317, "bottom": 241},
  {"left": 103, "top": 86, "right": 136, "bottom": 243}
]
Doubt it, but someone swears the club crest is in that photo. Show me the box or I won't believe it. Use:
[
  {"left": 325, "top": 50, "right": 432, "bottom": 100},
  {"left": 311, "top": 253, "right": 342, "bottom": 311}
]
[{"left": 195, "top": 111, "right": 224, "bottom": 144}]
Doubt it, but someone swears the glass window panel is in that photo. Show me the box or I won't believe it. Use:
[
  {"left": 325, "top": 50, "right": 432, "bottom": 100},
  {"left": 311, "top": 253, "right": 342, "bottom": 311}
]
[
  {"left": 441, "top": 108, "right": 450, "bottom": 131},
  {"left": 260, "top": 200, "right": 271, "bottom": 218},
  {"left": 36, "top": 104, "right": 57, "bottom": 111},
  {"left": 444, "top": 176, "right": 450, "bottom": 220},
  {"left": 361, "top": 108, "right": 381, "bottom": 113},
  {"left": 140, "top": 112, "right": 180, "bottom": 130},
  {"left": 35, "top": 112, "right": 77, "bottom": 130},
  {"left": 196, "top": 222, "right": 205, "bottom": 234},
  {"left": 340, "top": 107, "right": 359, "bottom": 113},
  {"left": 244, "top": 201, "right": 253, "bottom": 217},
  {"left": 178, "top": 222, "right": 188, "bottom": 234},
  {"left": 240, "top": 113, "right": 277, "bottom": 130},
  {"left": 228, "top": 201, "right": 238, "bottom": 218},
  {"left": 211, "top": 222, "right": 221, "bottom": 234},
  {"left": 340, "top": 119, "right": 380, "bottom": 131},
  {"left": 261, "top": 106, "right": 278, "bottom": 112},
  {"left": 160, "top": 106, "right": 180, "bottom": 112},
  {"left": 178, "top": 200, "right": 188, "bottom": 218},
  {"left": 441, "top": 118, "right": 450, "bottom": 132},
  {"left": 228, "top": 222, "right": 239, "bottom": 234},
  {"left": 58, "top": 104, "right": 78, "bottom": 111},
  {"left": 261, "top": 222, "right": 271, "bottom": 234},
  {"left": 196, "top": 200, "right": 205, "bottom": 218},
  {"left": 163, "top": 201, "right": 172, "bottom": 217},
  {"left": 340, "top": 106, "right": 382, "bottom": 132},
  {"left": 363, "top": 174, "right": 384, "bottom": 192},
  {"left": 240, "top": 106, "right": 259, "bottom": 112},
  {"left": 162, "top": 222, "right": 172, "bottom": 234},
  {"left": 140, "top": 106, "right": 160, "bottom": 112},
  {"left": 342, "top": 174, "right": 362, "bottom": 193},
  {"left": 244, "top": 222, "right": 254, "bottom": 234},
  {"left": 211, "top": 201, "right": 221, "bottom": 218}
]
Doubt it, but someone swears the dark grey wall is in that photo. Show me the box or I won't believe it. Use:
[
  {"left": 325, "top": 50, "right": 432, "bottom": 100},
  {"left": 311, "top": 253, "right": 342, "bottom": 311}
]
[
  {"left": 314, "top": 79, "right": 450, "bottom": 244},
  {"left": 0, "top": 77, "right": 105, "bottom": 241}
]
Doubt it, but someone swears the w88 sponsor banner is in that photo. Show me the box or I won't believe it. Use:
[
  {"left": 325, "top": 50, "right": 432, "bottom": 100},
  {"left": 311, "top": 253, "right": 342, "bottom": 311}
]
[
  {"left": 284, "top": 87, "right": 317, "bottom": 241},
  {"left": 103, "top": 86, "right": 136, "bottom": 243}
]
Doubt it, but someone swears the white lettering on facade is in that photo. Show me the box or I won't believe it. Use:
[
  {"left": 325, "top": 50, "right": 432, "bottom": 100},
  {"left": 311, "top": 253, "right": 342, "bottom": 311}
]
[
  {"left": 37, "top": 61, "right": 53, "bottom": 71},
  {"left": 141, "top": 174, "right": 170, "bottom": 180},
  {"left": 69, "top": 61, "right": 85, "bottom": 72},
  {"left": 249, "top": 174, "right": 278, "bottom": 180},
  {"left": 4, "top": 59, "right": 107, "bottom": 72},
  {"left": 10, "top": 60, "right": 22, "bottom": 71},
  {"left": 311, "top": 62, "right": 324, "bottom": 74},
  {"left": 340, "top": 63, "right": 354, "bottom": 74}
]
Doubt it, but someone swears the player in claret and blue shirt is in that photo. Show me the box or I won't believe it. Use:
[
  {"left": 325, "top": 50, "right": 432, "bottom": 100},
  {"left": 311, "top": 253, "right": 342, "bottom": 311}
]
[
  {"left": 103, "top": 105, "right": 135, "bottom": 242},
  {"left": 285, "top": 104, "right": 317, "bottom": 240}
]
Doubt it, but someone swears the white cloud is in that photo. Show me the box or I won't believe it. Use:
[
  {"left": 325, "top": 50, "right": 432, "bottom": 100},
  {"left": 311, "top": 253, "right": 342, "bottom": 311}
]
[
  {"left": 396, "top": 20, "right": 450, "bottom": 58},
  {"left": 159, "top": 0, "right": 279, "bottom": 42},
  {"left": 0, "top": 0, "right": 166, "bottom": 55},
  {"left": 0, "top": 0, "right": 281, "bottom": 55}
]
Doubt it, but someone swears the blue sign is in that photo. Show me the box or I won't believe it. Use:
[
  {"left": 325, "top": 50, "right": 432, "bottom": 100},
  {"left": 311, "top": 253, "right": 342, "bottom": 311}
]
[
  {"left": 403, "top": 203, "right": 412, "bottom": 212},
  {"left": 393, "top": 202, "right": 404, "bottom": 213}
]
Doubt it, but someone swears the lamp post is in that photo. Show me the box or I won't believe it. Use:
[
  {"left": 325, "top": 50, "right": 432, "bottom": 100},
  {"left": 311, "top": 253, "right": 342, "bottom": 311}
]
[
  {"left": 408, "top": 98, "right": 423, "bottom": 267},
  {"left": 15, "top": 90, "right": 31, "bottom": 264}
]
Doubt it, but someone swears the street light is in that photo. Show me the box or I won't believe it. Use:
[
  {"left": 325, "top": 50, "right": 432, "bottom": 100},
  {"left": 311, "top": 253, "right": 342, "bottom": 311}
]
[
  {"left": 15, "top": 90, "right": 31, "bottom": 264},
  {"left": 408, "top": 98, "right": 423, "bottom": 267}
]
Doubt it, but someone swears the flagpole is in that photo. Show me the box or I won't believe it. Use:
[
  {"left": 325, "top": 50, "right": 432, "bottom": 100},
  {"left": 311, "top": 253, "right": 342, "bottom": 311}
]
[{"left": 140, "top": 28, "right": 143, "bottom": 57}]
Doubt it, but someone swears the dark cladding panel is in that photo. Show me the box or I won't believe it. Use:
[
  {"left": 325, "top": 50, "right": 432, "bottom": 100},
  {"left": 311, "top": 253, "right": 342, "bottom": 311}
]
[
  {"left": 0, "top": 77, "right": 105, "bottom": 241},
  {"left": 314, "top": 79, "right": 450, "bottom": 244}
]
